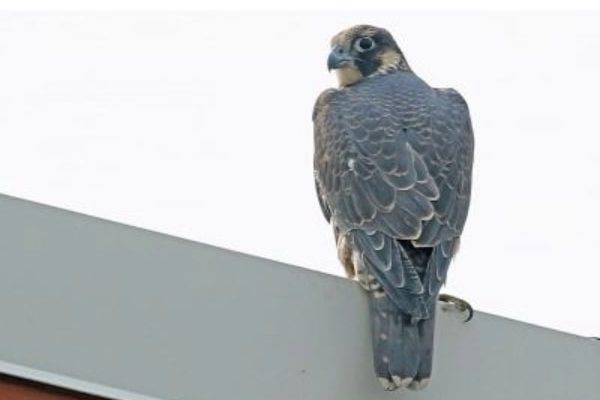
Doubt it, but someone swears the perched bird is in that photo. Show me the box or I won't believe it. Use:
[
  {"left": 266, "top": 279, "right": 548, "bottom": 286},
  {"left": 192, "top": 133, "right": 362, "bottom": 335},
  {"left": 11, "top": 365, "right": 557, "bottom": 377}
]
[{"left": 313, "top": 25, "right": 474, "bottom": 391}]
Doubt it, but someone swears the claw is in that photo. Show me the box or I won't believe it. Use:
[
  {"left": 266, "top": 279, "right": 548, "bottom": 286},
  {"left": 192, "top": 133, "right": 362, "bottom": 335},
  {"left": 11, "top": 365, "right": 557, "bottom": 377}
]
[{"left": 439, "top": 293, "right": 473, "bottom": 322}]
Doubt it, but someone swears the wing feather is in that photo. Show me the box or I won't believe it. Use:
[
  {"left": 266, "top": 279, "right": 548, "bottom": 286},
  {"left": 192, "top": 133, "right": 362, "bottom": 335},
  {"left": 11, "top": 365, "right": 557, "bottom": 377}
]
[{"left": 314, "top": 72, "right": 473, "bottom": 315}]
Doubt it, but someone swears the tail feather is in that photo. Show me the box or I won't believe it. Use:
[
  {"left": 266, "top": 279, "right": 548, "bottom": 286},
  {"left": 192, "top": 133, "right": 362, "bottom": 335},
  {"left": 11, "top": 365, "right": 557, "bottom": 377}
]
[
  {"left": 415, "top": 304, "right": 436, "bottom": 383},
  {"left": 368, "top": 294, "right": 436, "bottom": 390}
]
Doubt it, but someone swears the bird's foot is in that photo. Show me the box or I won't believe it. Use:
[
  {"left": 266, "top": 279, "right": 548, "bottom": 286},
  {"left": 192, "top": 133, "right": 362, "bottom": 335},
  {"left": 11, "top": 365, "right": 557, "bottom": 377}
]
[{"left": 438, "top": 293, "right": 473, "bottom": 322}]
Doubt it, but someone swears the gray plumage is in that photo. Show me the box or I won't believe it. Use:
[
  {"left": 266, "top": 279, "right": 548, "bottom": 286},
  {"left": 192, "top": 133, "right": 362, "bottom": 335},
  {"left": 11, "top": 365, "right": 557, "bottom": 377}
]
[{"left": 313, "top": 25, "right": 474, "bottom": 391}]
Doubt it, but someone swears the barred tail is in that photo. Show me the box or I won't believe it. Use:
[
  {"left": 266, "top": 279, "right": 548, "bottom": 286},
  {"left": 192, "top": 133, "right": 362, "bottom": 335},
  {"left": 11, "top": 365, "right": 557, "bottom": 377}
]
[{"left": 368, "top": 294, "right": 435, "bottom": 391}]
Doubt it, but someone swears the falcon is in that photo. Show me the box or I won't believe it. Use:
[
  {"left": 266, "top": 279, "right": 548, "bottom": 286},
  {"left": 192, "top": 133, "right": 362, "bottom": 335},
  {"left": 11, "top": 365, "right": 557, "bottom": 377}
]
[{"left": 313, "top": 25, "right": 474, "bottom": 391}]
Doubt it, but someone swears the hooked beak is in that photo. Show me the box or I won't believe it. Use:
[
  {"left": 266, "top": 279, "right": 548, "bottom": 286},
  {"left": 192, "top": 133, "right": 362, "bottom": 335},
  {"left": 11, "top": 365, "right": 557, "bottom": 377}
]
[{"left": 327, "top": 45, "right": 356, "bottom": 71}]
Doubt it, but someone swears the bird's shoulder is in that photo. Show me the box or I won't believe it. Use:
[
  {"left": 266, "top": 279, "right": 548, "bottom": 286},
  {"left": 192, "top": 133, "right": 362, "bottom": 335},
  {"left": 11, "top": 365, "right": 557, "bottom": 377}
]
[
  {"left": 312, "top": 88, "right": 338, "bottom": 122},
  {"left": 429, "top": 86, "right": 474, "bottom": 152},
  {"left": 314, "top": 72, "right": 434, "bottom": 119},
  {"left": 433, "top": 87, "right": 470, "bottom": 114}
]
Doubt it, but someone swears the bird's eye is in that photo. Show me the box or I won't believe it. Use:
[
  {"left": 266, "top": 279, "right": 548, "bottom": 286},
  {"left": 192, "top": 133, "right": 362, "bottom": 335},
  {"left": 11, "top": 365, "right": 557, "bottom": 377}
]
[{"left": 354, "top": 37, "right": 375, "bottom": 52}]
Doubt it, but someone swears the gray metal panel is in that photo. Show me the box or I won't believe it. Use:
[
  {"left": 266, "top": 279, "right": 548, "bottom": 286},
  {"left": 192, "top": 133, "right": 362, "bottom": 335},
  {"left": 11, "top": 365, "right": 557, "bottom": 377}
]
[{"left": 0, "top": 193, "right": 598, "bottom": 400}]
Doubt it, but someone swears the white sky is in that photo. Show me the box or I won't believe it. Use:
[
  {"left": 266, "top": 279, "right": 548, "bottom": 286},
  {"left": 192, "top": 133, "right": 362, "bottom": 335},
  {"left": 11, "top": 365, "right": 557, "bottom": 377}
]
[{"left": 1, "top": 11, "right": 599, "bottom": 337}]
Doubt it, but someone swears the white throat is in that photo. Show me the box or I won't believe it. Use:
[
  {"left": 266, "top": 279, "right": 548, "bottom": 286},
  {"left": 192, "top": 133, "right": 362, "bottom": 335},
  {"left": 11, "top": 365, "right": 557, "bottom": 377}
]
[{"left": 335, "top": 66, "right": 362, "bottom": 87}]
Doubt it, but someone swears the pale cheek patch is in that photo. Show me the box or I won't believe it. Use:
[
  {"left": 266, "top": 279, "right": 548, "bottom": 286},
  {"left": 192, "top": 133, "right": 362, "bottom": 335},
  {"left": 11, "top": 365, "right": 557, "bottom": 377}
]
[
  {"left": 335, "top": 66, "right": 362, "bottom": 87},
  {"left": 379, "top": 50, "right": 401, "bottom": 68}
]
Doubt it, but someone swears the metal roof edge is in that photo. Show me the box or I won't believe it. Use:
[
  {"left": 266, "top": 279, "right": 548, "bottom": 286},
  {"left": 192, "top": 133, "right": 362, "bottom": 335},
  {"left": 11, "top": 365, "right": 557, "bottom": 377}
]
[
  {"left": 1, "top": 192, "right": 599, "bottom": 400},
  {"left": 0, "top": 360, "right": 165, "bottom": 400}
]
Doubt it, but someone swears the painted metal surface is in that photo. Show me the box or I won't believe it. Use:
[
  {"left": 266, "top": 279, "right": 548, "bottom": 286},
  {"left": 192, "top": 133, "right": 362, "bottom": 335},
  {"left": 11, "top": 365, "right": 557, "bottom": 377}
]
[{"left": 0, "top": 193, "right": 599, "bottom": 400}]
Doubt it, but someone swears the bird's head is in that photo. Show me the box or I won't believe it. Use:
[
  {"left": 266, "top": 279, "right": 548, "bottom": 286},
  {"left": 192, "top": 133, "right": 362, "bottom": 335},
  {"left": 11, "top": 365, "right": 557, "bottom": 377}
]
[{"left": 327, "top": 25, "right": 410, "bottom": 87}]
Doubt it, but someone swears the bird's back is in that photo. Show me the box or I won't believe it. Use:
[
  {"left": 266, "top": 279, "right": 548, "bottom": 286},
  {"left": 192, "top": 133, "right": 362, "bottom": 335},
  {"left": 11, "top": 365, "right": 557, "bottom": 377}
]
[{"left": 314, "top": 71, "right": 473, "bottom": 249}]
